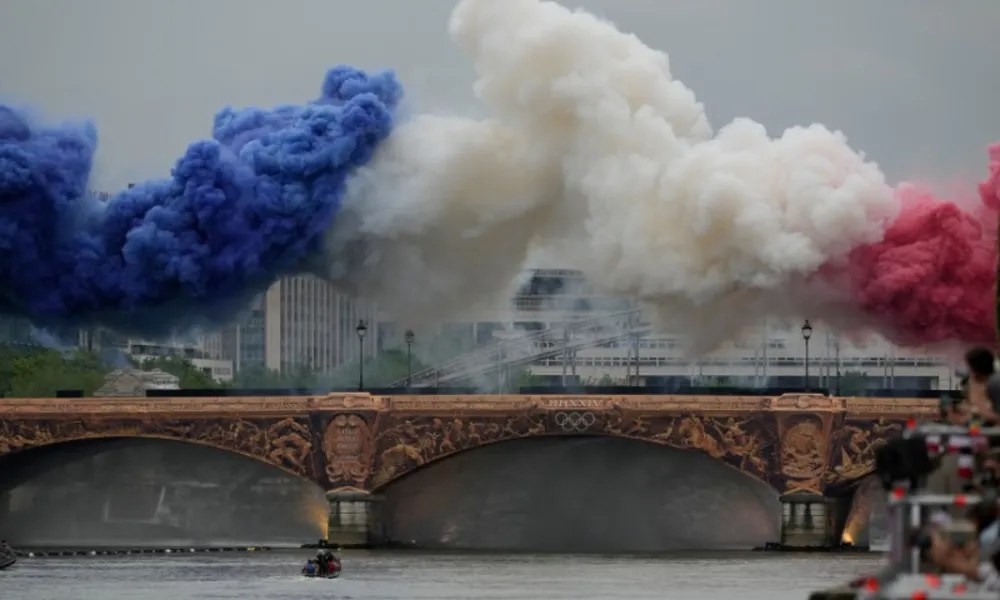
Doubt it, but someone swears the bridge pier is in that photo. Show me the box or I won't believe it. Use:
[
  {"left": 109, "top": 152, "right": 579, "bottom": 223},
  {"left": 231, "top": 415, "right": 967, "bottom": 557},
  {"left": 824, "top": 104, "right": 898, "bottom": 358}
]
[
  {"left": 778, "top": 493, "right": 851, "bottom": 549},
  {"left": 325, "top": 489, "right": 385, "bottom": 548}
]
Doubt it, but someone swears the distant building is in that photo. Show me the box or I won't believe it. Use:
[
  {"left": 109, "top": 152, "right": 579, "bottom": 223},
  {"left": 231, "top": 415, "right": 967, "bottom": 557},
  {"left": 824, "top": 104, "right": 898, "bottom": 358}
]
[
  {"left": 204, "top": 275, "right": 380, "bottom": 377},
  {"left": 93, "top": 367, "right": 180, "bottom": 397},
  {"left": 374, "top": 268, "right": 956, "bottom": 391},
  {"left": 504, "top": 269, "right": 955, "bottom": 390},
  {"left": 0, "top": 316, "right": 33, "bottom": 346},
  {"left": 125, "top": 339, "right": 233, "bottom": 383}
]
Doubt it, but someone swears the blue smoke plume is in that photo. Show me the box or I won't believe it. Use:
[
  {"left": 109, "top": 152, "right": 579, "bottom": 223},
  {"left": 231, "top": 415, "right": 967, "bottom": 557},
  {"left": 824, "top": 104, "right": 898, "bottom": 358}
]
[{"left": 0, "top": 66, "right": 401, "bottom": 336}]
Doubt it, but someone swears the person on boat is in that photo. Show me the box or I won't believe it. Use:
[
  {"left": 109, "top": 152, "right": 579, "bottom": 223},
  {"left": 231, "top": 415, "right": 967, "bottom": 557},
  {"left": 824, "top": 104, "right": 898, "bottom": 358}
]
[
  {"left": 0, "top": 540, "right": 10, "bottom": 554},
  {"left": 326, "top": 553, "right": 340, "bottom": 574},
  {"left": 315, "top": 550, "right": 328, "bottom": 575},
  {"left": 302, "top": 559, "right": 317, "bottom": 576}
]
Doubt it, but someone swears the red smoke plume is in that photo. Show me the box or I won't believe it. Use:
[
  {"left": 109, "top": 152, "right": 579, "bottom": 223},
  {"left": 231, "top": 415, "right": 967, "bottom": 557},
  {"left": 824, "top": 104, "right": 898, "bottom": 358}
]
[{"left": 840, "top": 145, "right": 1000, "bottom": 346}]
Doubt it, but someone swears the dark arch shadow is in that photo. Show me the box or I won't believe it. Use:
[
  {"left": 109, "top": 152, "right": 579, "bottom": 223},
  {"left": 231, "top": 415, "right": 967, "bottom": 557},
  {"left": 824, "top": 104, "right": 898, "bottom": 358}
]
[
  {"left": 372, "top": 430, "right": 773, "bottom": 493},
  {"left": 0, "top": 438, "right": 130, "bottom": 496},
  {"left": 379, "top": 436, "right": 780, "bottom": 553},
  {"left": 0, "top": 437, "right": 328, "bottom": 547},
  {"left": 0, "top": 434, "right": 313, "bottom": 487}
]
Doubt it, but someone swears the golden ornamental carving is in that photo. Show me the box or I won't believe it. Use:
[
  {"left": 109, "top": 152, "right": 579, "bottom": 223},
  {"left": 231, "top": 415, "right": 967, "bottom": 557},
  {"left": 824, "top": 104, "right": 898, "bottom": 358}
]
[
  {"left": 369, "top": 409, "right": 778, "bottom": 490},
  {"left": 604, "top": 411, "right": 773, "bottom": 482},
  {"left": 0, "top": 415, "right": 316, "bottom": 480},
  {"left": 779, "top": 416, "right": 829, "bottom": 480},
  {"left": 371, "top": 411, "right": 549, "bottom": 488},
  {"left": 0, "top": 393, "right": 935, "bottom": 420},
  {"left": 844, "top": 398, "right": 936, "bottom": 418},
  {"left": 322, "top": 414, "right": 374, "bottom": 487},
  {"left": 769, "top": 394, "right": 843, "bottom": 411},
  {"left": 0, "top": 393, "right": 930, "bottom": 494},
  {"left": 824, "top": 418, "right": 905, "bottom": 486},
  {"left": 312, "top": 392, "right": 384, "bottom": 411},
  {"left": 0, "top": 396, "right": 317, "bottom": 416}
]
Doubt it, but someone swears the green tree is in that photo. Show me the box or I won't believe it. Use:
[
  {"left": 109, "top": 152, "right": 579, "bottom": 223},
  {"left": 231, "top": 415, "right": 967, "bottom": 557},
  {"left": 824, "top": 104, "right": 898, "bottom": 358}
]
[
  {"left": 135, "top": 356, "right": 220, "bottom": 389},
  {"left": 0, "top": 344, "right": 107, "bottom": 397},
  {"left": 0, "top": 344, "right": 37, "bottom": 396},
  {"left": 836, "top": 370, "right": 869, "bottom": 396},
  {"left": 700, "top": 376, "right": 734, "bottom": 387},
  {"left": 285, "top": 362, "right": 320, "bottom": 388},
  {"left": 593, "top": 374, "right": 619, "bottom": 386},
  {"left": 229, "top": 363, "right": 321, "bottom": 389},
  {"left": 231, "top": 365, "right": 287, "bottom": 388},
  {"left": 510, "top": 366, "right": 547, "bottom": 389},
  {"left": 322, "top": 349, "right": 428, "bottom": 389}
]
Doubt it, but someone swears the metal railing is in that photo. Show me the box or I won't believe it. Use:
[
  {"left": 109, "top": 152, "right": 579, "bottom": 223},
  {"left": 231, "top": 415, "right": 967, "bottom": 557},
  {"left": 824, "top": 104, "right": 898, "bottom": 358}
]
[{"left": 387, "top": 308, "right": 648, "bottom": 387}]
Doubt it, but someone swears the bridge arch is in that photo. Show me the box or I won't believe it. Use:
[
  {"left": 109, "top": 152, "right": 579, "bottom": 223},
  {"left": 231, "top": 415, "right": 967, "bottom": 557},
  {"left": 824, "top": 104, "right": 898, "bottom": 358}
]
[
  {"left": 1, "top": 434, "right": 318, "bottom": 489},
  {"left": 373, "top": 429, "right": 775, "bottom": 492},
  {"left": 375, "top": 435, "right": 781, "bottom": 551},
  {"left": 370, "top": 410, "right": 783, "bottom": 493},
  {"left": 0, "top": 415, "right": 320, "bottom": 486},
  {"left": 0, "top": 435, "right": 329, "bottom": 546}
]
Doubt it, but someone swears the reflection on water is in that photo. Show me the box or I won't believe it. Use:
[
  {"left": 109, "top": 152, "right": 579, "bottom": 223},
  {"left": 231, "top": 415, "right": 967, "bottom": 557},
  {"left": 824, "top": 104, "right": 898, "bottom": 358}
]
[
  {"left": 2, "top": 550, "right": 884, "bottom": 600},
  {"left": 382, "top": 437, "right": 781, "bottom": 552},
  {"left": 0, "top": 439, "right": 327, "bottom": 546}
]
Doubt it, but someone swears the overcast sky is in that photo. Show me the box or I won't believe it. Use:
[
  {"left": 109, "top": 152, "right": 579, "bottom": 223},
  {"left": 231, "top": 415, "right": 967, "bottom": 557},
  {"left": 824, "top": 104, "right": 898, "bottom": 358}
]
[{"left": 2, "top": 0, "right": 997, "bottom": 192}]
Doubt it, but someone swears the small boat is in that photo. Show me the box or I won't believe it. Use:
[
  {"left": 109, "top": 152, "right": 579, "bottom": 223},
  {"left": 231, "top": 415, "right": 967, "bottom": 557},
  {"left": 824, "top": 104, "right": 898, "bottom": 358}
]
[
  {"left": 301, "top": 561, "right": 341, "bottom": 579},
  {"left": 0, "top": 554, "right": 16, "bottom": 570},
  {"left": 301, "top": 553, "right": 341, "bottom": 579},
  {"left": 302, "top": 570, "right": 340, "bottom": 579}
]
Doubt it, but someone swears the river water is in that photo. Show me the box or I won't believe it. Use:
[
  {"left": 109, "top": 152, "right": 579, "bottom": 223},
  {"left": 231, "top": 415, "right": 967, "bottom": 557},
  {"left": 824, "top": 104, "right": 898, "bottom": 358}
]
[{"left": 4, "top": 550, "right": 881, "bottom": 600}]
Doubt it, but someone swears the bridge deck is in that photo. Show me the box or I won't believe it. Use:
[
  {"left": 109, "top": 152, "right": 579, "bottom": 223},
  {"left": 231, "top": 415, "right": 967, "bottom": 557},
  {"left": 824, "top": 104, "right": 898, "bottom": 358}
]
[
  {"left": 0, "top": 393, "right": 938, "bottom": 495},
  {"left": 0, "top": 393, "right": 937, "bottom": 418}
]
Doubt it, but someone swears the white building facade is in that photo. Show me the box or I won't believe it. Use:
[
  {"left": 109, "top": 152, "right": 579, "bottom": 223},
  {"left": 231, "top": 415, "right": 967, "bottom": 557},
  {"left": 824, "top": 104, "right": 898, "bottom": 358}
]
[
  {"left": 417, "top": 269, "right": 959, "bottom": 391},
  {"left": 124, "top": 339, "right": 234, "bottom": 383},
  {"left": 204, "top": 275, "right": 381, "bottom": 377}
]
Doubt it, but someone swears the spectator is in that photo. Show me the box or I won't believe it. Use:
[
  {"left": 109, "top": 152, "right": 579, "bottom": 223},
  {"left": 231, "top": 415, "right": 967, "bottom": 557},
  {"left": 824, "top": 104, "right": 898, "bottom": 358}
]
[
  {"left": 927, "top": 514, "right": 1000, "bottom": 589},
  {"left": 965, "top": 347, "right": 998, "bottom": 422},
  {"left": 926, "top": 395, "right": 972, "bottom": 515}
]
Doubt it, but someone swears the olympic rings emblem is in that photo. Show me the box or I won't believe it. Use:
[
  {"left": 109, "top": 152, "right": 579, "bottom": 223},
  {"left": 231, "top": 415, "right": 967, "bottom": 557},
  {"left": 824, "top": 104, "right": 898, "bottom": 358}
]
[{"left": 553, "top": 411, "right": 596, "bottom": 433}]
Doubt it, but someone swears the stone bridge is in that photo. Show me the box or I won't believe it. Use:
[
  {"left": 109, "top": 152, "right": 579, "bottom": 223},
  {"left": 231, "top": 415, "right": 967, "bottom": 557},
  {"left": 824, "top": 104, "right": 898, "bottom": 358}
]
[{"left": 0, "top": 392, "right": 935, "bottom": 547}]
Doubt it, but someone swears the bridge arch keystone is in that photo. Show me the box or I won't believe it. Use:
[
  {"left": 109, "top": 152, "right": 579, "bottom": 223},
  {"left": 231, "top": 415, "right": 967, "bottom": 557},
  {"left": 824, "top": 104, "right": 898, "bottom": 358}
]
[{"left": 321, "top": 414, "right": 375, "bottom": 489}]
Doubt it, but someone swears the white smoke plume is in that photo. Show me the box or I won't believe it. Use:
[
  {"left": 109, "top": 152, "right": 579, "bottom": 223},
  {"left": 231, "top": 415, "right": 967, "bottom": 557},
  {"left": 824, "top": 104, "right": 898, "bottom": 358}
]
[{"left": 326, "top": 0, "right": 900, "bottom": 347}]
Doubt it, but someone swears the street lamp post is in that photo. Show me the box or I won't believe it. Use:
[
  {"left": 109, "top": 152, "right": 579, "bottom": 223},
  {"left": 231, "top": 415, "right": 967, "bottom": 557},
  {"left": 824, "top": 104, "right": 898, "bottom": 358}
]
[
  {"left": 632, "top": 332, "right": 640, "bottom": 386},
  {"left": 801, "top": 319, "right": 813, "bottom": 391},
  {"left": 496, "top": 347, "right": 505, "bottom": 393},
  {"left": 834, "top": 337, "right": 841, "bottom": 395},
  {"left": 561, "top": 328, "right": 569, "bottom": 387},
  {"left": 404, "top": 329, "right": 415, "bottom": 388},
  {"left": 628, "top": 313, "right": 640, "bottom": 387},
  {"left": 356, "top": 320, "right": 367, "bottom": 391}
]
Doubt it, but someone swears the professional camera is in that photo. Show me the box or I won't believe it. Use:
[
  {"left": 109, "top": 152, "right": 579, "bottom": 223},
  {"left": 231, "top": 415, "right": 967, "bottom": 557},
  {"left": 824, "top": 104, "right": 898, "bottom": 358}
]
[
  {"left": 874, "top": 416, "right": 1000, "bottom": 487},
  {"left": 859, "top": 422, "right": 1000, "bottom": 599},
  {"left": 874, "top": 436, "right": 936, "bottom": 490}
]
